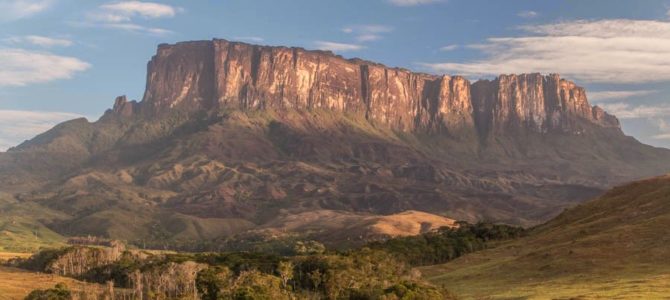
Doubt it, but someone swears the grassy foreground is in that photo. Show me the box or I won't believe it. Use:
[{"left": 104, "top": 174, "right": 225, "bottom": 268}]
[
  {"left": 421, "top": 249, "right": 670, "bottom": 299},
  {"left": 420, "top": 175, "right": 670, "bottom": 299},
  {"left": 0, "top": 253, "right": 106, "bottom": 300}
]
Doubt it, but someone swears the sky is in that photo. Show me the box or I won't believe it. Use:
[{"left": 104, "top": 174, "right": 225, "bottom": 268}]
[{"left": 2, "top": 0, "right": 670, "bottom": 150}]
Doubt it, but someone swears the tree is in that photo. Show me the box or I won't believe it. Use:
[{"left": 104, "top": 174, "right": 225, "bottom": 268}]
[
  {"left": 308, "top": 269, "right": 323, "bottom": 292},
  {"left": 277, "top": 261, "right": 294, "bottom": 289},
  {"left": 197, "top": 266, "right": 232, "bottom": 300},
  {"left": 293, "top": 241, "right": 326, "bottom": 255}
]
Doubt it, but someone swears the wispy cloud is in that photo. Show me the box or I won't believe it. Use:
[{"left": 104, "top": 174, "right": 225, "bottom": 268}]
[
  {"left": 440, "top": 44, "right": 459, "bottom": 51},
  {"left": 100, "top": 1, "right": 179, "bottom": 19},
  {"left": 314, "top": 41, "right": 365, "bottom": 52},
  {"left": 84, "top": 1, "right": 180, "bottom": 36},
  {"left": 0, "top": 0, "right": 52, "bottom": 22},
  {"left": 0, "top": 48, "right": 90, "bottom": 86},
  {"left": 343, "top": 24, "right": 393, "bottom": 42},
  {"left": 598, "top": 102, "right": 670, "bottom": 119},
  {"left": 517, "top": 10, "right": 538, "bottom": 19},
  {"left": 650, "top": 119, "right": 670, "bottom": 140},
  {"left": 420, "top": 19, "right": 670, "bottom": 84},
  {"left": 0, "top": 110, "right": 83, "bottom": 151},
  {"left": 234, "top": 36, "right": 265, "bottom": 43},
  {"left": 5, "top": 35, "right": 73, "bottom": 47},
  {"left": 652, "top": 133, "right": 670, "bottom": 140},
  {"left": 588, "top": 90, "right": 657, "bottom": 102},
  {"left": 388, "top": 0, "right": 443, "bottom": 6},
  {"left": 101, "top": 22, "right": 172, "bottom": 35}
]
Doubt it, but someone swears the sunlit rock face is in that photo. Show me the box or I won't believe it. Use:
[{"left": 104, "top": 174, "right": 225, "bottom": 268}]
[
  {"left": 471, "top": 74, "right": 619, "bottom": 136},
  {"left": 133, "top": 39, "right": 619, "bottom": 136}
]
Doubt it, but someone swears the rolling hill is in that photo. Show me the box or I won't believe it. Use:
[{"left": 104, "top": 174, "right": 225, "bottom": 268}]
[{"left": 421, "top": 175, "right": 670, "bottom": 299}]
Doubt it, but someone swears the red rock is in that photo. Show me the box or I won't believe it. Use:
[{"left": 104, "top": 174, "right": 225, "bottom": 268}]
[{"left": 132, "top": 39, "right": 619, "bottom": 136}]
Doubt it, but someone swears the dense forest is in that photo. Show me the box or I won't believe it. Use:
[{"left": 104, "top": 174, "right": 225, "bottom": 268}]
[{"left": 13, "top": 222, "right": 523, "bottom": 299}]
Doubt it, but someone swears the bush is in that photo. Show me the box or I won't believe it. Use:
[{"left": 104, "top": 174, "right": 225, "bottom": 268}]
[{"left": 24, "top": 283, "right": 71, "bottom": 300}]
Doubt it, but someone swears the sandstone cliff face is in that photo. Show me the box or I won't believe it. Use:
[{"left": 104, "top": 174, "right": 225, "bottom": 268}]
[
  {"left": 471, "top": 74, "right": 619, "bottom": 136},
  {"left": 123, "top": 39, "right": 619, "bottom": 136}
]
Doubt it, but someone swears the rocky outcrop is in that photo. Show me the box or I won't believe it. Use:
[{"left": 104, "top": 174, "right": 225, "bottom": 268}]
[
  {"left": 116, "top": 39, "right": 620, "bottom": 137},
  {"left": 109, "top": 95, "right": 139, "bottom": 117}
]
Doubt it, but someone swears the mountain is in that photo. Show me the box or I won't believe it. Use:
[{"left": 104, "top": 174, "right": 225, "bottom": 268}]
[
  {"left": 1, "top": 39, "right": 669, "bottom": 250},
  {"left": 421, "top": 175, "right": 670, "bottom": 299}
]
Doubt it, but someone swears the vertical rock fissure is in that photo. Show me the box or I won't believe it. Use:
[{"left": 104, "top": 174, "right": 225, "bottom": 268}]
[{"left": 360, "top": 64, "right": 371, "bottom": 120}]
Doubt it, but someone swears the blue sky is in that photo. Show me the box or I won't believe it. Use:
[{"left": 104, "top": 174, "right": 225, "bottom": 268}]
[{"left": 1, "top": 0, "right": 670, "bottom": 150}]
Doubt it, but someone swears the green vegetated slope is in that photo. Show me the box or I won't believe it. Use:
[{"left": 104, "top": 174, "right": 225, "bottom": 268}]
[
  {"left": 0, "top": 193, "right": 65, "bottom": 252},
  {"left": 421, "top": 175, "right": 670, "bottom": 299}
]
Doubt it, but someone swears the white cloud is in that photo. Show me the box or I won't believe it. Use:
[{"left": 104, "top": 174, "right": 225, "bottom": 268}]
[
  {"left": 0, "top": 110, "right": 83, "bottom": 151},
  {"left": 356, "top": 34, "right": 382, "bottom": 42},
  {"left": 648, "top": 119, "right": 670, "bottom": 140},
  {"left": 652, "top": 133, "right": 670, "bottom": 140},
  {"left": 588, "top": 90, "right": 657, "bottom": 102},
  {"left": 598, "top": 102, "right": 670, "bottom": 119},
  {"left": 100, "top": 1, "right": 178, "bottom": 19},
  {"left": 420, "top": 19, "right": 670, "bottom": 84},
  {"left": 388, "top": 0, "right": 443, "bottom": 6},
  {"left": 0, "top": 48, "right": 90, "bottom": 86},
  {"left": 314, "top": 41, "right": 365, "bottom": 52},
  {"left": 0, "top": 0, "right": 52, "bottom": 21},
  {"left": 440, "top": 44, "right": 459, "bottom": 51},
  {"left": 234, "top": 36, "right": 265, "bottom": 43},
  {"left": 654, "top": 118, "right": 670, "bottom": 131},
  {"left": 343, "top": 24, "right": 393, "bottom": 42},
  {"left": 102, "top": 22, "right": 172, "bottom": 35},
  {"left": 84, "top": 1, "right": 180, "bottom": 35},
  {"left": 517, "top": 10, "right": 538, "bottom": 19},
  {"left": 6, "top": 35, "right": 73, "bottom": 47}
]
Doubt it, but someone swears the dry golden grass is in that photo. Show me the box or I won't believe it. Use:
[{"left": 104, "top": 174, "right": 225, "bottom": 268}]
[
  {"left": 0, "top": 266, "right": 105, "bottom": 300},
  {"left": 0, "top": 252, "right": 30, "bottom": 261},
  {"left": 368, "top": 210, "right": 456, "bottom": 237},
  {"left": 261, "top": 209, "right": 455, "bottom": 242}
]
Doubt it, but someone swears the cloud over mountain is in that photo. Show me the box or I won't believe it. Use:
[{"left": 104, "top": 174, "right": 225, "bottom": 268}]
[{"left": 422, "top": 19, "right": 670, "bottom": 84}]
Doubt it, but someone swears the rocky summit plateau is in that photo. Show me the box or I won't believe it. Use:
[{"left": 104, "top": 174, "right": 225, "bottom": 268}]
[{"left": 1, "top": 39, "right": 669, "bottom": 251}]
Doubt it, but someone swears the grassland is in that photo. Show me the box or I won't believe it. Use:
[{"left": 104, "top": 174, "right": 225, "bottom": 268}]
[
  {"left": 420, "top": 175, "right": 670, "bottom": 299},
  {"left": 0, "top": 265, "right": 112, "bottom": 300}
]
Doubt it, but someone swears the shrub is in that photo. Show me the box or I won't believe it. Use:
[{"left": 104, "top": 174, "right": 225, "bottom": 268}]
[{"left": 24, "top": 283, "right": 71, "bottom": 300}]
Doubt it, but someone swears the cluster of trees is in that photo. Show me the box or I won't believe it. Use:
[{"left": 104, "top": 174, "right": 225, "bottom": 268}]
[
  {"left": 19, "top": 248, "right": 451, "bottom": 299},
  {"left": 366, "top": 221, "right": 525, "bottom": 266},
  {"left": 16, "top": 221, "right": 522, "bottom": 299},
  {"left": 194, "top": 249, "right": 447, "bottom": 299}
]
